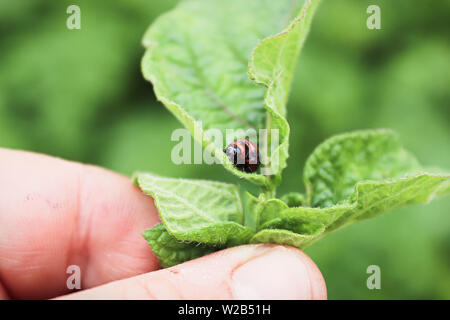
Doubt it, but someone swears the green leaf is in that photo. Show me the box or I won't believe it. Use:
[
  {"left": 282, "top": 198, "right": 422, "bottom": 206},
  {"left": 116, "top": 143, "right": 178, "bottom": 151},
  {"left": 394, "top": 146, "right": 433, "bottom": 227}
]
[
  {"left": 143, "top": 224, "right": 214, "bottom": 268},
  {"left": 251, "top": 228, "right": 324, "bottom": 249},
  {"left": 252, "top": 205, "right": 327, "bottom": 247},
  {"left": 255, "top": 130, "right": 450, "bottom": 250},
  {"left": 134, "top": 173, "right": 254, "bottom": 246},
  {"left": 280, "top": 192, "right": 305, "bottom": 207},
  {"left": 245, "top": 192, "right": 289, "bottom": 230},
  {"left": 270, "top": 173, "right": 450, "bottom": 249},
  {"left": 249, "top": 0, "right": 321, "bottom": 184},
  {"left": 304, "top": 129, "right": 421, "bottom": 207},
  {"left": 141, "top": 0, "right": 320, "bottom": 187}
]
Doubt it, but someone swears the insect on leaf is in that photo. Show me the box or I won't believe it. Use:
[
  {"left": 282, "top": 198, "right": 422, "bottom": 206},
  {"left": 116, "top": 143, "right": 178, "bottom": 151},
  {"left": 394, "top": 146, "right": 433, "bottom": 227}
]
[{"left": 141, "top": 0, "right": 321, "bottom": 187}]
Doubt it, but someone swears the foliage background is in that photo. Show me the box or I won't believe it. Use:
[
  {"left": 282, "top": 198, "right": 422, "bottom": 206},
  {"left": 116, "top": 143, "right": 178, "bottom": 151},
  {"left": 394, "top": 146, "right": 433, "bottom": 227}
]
[{"left": 0, "top": 0, "right": 449, "bottom": 299}]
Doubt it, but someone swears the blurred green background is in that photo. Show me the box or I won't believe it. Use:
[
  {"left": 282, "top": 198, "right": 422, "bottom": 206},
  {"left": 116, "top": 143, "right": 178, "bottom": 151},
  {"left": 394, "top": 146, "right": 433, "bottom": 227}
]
[{"left": 0, "top": 0, "right": 449, "bottom": 299}]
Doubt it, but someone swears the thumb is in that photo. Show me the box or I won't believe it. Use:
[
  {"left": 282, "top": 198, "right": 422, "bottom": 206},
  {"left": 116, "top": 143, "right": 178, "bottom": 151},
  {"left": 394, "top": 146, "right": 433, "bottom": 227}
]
[{"left": 58, "top": 244, "right": 326, "bottom": 300}]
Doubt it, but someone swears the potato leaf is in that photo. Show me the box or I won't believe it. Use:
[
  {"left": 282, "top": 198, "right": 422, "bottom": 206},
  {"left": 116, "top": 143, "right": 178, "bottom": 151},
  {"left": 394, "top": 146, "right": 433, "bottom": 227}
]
[
  {"left": 141, "top": 0, "right": 320, "bottom": 187},
  {"left": 251, "top": 228, "right": 324, "bottom": 249},
  {"left": 304, "top": 129, "right": 422, "bottom": 207},
  {"left": 135, "top": 173, "right": 254, "bottom": 246},
  {"left": 249, "top": 0, "right": 321, "bottom": 185},
  {"left": 142, "top": 224, "right": 215, "bottom": 268},
  {"left": 252, "top": 130, "right": 450, "bottom": 248}
]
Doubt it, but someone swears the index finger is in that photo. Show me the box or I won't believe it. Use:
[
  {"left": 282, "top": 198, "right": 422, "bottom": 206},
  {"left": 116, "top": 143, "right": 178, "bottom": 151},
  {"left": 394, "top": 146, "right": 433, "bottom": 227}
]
[{"left": 0, "top": 148, "right": 161, "bottom": 299}]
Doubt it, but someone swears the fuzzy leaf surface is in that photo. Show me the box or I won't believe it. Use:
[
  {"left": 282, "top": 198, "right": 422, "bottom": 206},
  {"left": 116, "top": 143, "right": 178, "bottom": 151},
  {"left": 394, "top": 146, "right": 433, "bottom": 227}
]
[{"left": 141, "top": 0, "right": 320, "bottom": 186}]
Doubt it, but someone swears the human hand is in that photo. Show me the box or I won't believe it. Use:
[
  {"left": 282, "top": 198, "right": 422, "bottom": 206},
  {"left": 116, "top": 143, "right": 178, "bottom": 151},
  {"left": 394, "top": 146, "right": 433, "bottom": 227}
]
[{"left": 0, "top": 148, "right": 326, "bottom": 300}]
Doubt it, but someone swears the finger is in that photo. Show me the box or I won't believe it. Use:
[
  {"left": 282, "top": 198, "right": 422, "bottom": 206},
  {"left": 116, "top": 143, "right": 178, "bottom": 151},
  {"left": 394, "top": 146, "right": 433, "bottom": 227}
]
[
  {"left": 0, "top": 148, "right": 161, "bottom": 299},
  {"left": 59, "top": 244, "right": 327, "bottom": 300},
  {"left": 0, "top": 282, "right": 9, "bottom": 300}
]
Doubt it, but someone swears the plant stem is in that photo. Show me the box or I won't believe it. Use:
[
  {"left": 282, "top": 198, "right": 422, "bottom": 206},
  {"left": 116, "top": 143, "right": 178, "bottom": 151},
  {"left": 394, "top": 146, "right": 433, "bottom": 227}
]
[{"left": 261, "top": 186, "right": 276, "bottom": 200}]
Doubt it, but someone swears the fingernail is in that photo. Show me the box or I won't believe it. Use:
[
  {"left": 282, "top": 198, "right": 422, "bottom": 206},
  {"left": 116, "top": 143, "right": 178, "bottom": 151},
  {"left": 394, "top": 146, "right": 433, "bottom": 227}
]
[{"left": 231, "top": 247, "right": 311, "bottom": 299}]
